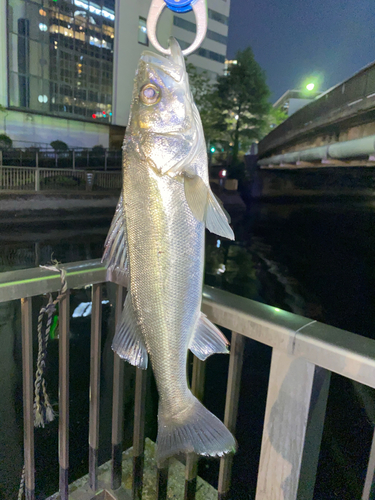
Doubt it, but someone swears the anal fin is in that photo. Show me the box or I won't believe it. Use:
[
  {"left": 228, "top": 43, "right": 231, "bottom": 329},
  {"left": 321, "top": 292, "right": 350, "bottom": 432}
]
[
  {"left": 189, "top": 313, "right": 229, "bottom": 361},
  {"left": 112, "top": 293, "right": 148, "bottom": 369}
]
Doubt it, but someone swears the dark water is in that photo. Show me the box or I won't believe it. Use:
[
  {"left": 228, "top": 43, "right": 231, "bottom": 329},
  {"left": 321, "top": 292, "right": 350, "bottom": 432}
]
[{"left": 1, "top": 200, "right": 374, "bottom": 499}]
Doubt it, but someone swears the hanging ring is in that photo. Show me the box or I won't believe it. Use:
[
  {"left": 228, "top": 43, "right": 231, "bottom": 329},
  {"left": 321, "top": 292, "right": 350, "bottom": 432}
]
[{"left": 146, "top": 0, "right": 207, "bottom": 56}]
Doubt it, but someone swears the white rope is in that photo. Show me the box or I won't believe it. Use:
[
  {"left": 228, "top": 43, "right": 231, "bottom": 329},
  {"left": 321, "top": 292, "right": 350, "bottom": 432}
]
[{"left": 18, "top": 261, "right": 68, "bottom": 498}]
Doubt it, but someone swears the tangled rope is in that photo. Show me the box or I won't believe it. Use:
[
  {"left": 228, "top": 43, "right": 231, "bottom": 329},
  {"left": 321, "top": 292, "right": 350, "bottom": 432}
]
[{"left": 18, "top": 261, "right": 67, "bottom": 498}]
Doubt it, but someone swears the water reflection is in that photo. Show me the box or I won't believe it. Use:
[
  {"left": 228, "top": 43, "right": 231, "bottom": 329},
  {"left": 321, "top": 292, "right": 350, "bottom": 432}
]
[{"left": 1, "top": 200, "right": 375, "bottom": 498}]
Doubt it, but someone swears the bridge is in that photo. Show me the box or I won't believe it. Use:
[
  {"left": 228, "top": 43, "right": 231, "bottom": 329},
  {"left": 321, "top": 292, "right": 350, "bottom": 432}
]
[{"left": 258, "top": 61, "right": 375, "bottom": 169}]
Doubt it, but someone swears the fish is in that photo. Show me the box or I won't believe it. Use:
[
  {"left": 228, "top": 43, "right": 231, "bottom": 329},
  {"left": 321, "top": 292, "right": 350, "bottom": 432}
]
[{"left": 103, "top": 37, "right": 236, "bottom": 463}]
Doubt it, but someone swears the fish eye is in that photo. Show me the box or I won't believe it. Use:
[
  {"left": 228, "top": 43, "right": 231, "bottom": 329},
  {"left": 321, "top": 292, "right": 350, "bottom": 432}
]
[{"left": 140, "top": 83, "right": 161, "bottom": 105}]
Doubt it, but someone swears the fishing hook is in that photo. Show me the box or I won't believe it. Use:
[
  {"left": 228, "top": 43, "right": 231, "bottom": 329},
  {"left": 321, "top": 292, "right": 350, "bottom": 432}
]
[{"left": 147, "top": 0, "right": 208, "bottom": 56}]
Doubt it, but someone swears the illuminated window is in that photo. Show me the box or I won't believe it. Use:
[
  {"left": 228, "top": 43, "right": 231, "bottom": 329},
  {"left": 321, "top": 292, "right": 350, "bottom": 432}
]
[{"left": 138, "top": 17, "right": 148, "bottom": 46}]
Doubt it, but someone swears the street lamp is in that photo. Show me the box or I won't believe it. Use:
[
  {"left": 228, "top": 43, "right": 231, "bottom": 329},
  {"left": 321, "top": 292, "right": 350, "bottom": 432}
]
[{"left": 306, "top": 83, "right": 315, "bottom": 91}]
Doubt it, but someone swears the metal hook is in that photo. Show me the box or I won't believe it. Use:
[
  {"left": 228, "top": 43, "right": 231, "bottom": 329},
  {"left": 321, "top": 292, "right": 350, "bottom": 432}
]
[{"left": 147, "top": 0, "right": 207, "bottom": 57}]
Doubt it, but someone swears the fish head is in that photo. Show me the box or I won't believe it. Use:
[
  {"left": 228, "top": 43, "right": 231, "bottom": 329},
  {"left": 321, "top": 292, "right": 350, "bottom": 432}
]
[{"left": 127, "top": 37, "right": 205, "bottom": 176}]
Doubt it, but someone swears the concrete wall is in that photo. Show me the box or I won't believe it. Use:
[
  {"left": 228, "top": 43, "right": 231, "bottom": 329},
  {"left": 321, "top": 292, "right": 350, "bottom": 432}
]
[{"left": 4, "top": 109, "right": 110, "bottom": 148}]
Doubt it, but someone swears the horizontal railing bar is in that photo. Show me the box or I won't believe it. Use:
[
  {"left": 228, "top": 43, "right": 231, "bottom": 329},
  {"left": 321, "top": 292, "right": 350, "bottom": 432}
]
[
  {"left": 0, "top": 260, "right": 106, "bottom": 303},
  {"left": 0, "top": 166, "right": 121, "bottom": 173},
  {"left": 2, "top": 260, "right": 375, "bottom": 389},
  {"left": 202, "top": 286, "right": 375, "bottom": 390}
]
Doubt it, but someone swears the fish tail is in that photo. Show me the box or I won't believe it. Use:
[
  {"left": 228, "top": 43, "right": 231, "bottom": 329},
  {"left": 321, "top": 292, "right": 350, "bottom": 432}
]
[{"left": 156, "top": 393, "right": 236, "bottom": 463}]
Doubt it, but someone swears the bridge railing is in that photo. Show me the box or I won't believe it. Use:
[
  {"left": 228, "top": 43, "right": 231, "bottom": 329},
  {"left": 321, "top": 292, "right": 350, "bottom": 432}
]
[
  {"left": 0, "top": 148, "right": 122, "bottom": 170},
  {"left": 1, "top": 259, "right": 375, "bottom": 499},
  {"left": 0, "top": 166, "right": 122, "bottom": 192},
  {"left": 260, "top": 62, "right": 375, "bottom": 157}
]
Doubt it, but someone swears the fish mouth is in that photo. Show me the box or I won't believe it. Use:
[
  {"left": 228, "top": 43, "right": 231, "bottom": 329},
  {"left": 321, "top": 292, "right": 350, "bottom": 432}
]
[{"left": 140, "top": 37, "right": 185, "bottom": 83}]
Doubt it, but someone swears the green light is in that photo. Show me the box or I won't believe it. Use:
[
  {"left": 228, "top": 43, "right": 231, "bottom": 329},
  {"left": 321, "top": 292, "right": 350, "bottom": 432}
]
[
  {"left": 210, "top": 147, "right": 216, "bottom": 153},
  {"left": 306, "top": 83, "right": 315, "bottom": 91}
]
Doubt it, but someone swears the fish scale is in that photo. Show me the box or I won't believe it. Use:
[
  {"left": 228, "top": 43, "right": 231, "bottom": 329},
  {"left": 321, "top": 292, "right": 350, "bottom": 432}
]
[{"left": 103, "top": 38, "right": 236, "bottom": 463}]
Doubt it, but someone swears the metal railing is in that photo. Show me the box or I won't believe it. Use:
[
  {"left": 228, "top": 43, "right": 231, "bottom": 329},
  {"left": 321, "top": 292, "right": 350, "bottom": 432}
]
[
  {"left": 0, "top": 166, "right": 122, "bottom": 192},
  {"left": 1, "top": 259, "right": 375, "bottom": 499},
  {"left": 0, "top": 148, "right": 122, "bottom": 170},
  {"left": 260, "top": 61, "right": 375, "bottom": 157}
]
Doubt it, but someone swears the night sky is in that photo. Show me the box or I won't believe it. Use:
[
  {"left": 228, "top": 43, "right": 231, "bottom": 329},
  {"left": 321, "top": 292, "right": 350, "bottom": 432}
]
[{"left": 227, "top": 0, "right": 375, "bottom": 101}]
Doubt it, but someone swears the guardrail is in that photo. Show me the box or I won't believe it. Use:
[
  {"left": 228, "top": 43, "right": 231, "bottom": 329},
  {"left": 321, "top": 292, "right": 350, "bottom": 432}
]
[
  {"left": 1, "top": 259, "right": 375, "bottom": 499},
  {"left": 260, "top": 61, "right": 375, "bottom": 157},
  {"left": 0, "top": 148, "right": 122, "bottom": 170},
  {"left": 0, "top": 166, "right": 122, "bottom": 192}
]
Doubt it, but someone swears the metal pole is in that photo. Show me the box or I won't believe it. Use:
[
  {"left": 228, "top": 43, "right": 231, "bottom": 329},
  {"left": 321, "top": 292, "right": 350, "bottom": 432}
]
[
  {"left": 105, "top": 150, "right": 107, "bottom": 171},
  {"left": 21, "top": 297, "right": 35, "bottom": 500},
  {"left": 55, "top": 152, "right": 58, "bottom": 168},
  {"left": 72, "top": 150, "right": 75, "bottom": 170}
]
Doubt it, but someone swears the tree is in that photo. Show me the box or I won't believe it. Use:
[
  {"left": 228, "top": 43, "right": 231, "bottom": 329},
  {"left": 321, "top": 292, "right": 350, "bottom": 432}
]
[
  {"left": 215, "top": 48, "right": 271, "bottom": 165},
  {"left": 50, "top": 140, "right": 68, "bottom": 151},
  {"left": 0, "top": 133, "right": 12, "bottom": 150}
]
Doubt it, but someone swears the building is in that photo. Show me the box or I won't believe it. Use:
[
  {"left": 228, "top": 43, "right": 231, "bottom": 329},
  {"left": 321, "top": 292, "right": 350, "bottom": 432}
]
[
  {"left": 273, "top": 89, "right": 323, "bottom": 117},
  {"left": 0, "top": 0, "right": 230, "bottom": 148}
]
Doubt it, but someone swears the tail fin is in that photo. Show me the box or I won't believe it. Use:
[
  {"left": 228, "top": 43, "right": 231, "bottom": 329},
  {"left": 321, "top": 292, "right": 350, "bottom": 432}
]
[{"left": 156, "top": 394, "right": 236, "bottom": 463}]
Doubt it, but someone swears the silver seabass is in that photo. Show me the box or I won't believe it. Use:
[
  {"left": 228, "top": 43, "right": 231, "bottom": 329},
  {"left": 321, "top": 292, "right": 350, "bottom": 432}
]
[{"left": 103, "top": 38, "right": 235, "bottom": 462}]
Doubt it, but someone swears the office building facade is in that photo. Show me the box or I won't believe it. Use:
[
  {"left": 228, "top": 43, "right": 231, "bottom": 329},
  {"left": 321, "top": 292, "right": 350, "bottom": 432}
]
[{"left": 0, "top": 0, "right": 230, "bottom": 147}]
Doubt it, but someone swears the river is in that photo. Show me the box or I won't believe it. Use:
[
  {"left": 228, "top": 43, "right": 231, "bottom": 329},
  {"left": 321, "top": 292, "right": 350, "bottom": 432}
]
[{"left": 0, "top": 198, "right": 374, "bottom": 499}]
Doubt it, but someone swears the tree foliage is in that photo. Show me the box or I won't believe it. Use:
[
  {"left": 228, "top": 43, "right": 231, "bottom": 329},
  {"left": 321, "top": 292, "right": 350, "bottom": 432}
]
[
  {"left": 50, "top": 140, "right": 68, "bottom": 151},
  {"left": 215, "top": 48, "right": 271, "bottom": 164},
  {"left": 187, "top": 49, "right": 278, "bottom": 167},
  {"left": 0, "top": 133, "right": 12, "bottom": 150}
]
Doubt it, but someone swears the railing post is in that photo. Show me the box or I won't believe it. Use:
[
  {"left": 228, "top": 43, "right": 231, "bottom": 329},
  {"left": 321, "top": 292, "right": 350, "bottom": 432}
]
[
  {"left": 89, "top": 283, "right": 102, "bottom": 491},
  {"left": 111, "top": 285, "right": 126, "bottom": 490},
  {"left": 156, "top": 463, "right": 169, "bottom": 500},
  {"left": 184, "top": 356, "right": 206, "bottom": 500},
  {"left": 255, "top": 350, "right": 321, "bottom": 500},
  {"left": 297, "top": 367, "right": 330, "bottom": 500},
  {"left": 34, "top": 167, "right": 40, "bottom": 192},
  {"left": 218, "top": 332, "right": 245, "bottom": 500},
  {"left": 59, "top": 289, "right": 70, "bottom": 500},
  {"left": 21, "top": 296, "right": 35, "bottom": 500},
  {"left": 132, "top": 366, "right": 148, "bottom": 500},
  {"left": 35, "top": 150, "right": 38, "bottom": 169},
  {"left": 362, "top": 427, "right": 375, "bottom": 500}
]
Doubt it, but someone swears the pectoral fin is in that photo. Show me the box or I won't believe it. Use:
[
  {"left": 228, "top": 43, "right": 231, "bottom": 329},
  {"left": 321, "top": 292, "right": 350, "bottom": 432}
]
[
  {"left": 184, "top": 175, "right": 235, "bottom": 240},
  {"left": 112, "top": 293, "right": 148, "bottom": 369},
  {"left": 206, "top": 189, "right": 235, "bottom": 240},
  {"left": 189, "top": 313, "right": 229, "bottom": 361},
  {"left": 184, "top": 174, "right": 208, "bottom": 222}
]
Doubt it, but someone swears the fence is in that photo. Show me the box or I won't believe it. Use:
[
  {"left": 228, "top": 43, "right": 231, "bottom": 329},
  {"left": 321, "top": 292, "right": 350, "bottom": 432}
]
[
  {"left": 0, "top": 166, "right": 122, "bottom": 192},
  {"left": 1, "top": 259, "right": 375, "bottom": 499},
  {"left": 260, "top": 61, "right": 375, "bottom": 156},
  {"left": 0, "top": 148, "right": 122, "bottom": 170}
]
